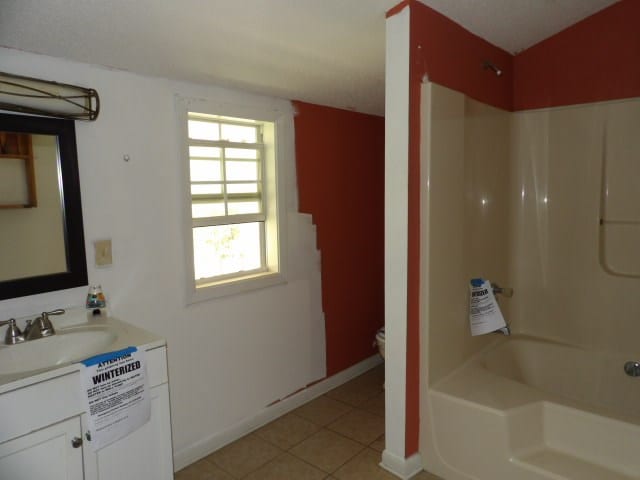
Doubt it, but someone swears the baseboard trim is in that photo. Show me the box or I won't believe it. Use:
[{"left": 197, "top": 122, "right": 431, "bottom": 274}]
[
  {"left": 380, "top": 450, "right": 423, "bottom": 479},
  {"left": 173, "top": 354, "right": 383, "bottom": 471}
]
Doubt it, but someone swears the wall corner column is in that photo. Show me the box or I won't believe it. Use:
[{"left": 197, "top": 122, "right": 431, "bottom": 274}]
[{"left": 383, "top": 5, "right": 422, "bottom": 478}]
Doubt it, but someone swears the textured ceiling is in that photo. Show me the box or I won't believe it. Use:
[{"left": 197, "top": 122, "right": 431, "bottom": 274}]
[{"left": 0, "top": 0, "right": 619, "bottom": 115}]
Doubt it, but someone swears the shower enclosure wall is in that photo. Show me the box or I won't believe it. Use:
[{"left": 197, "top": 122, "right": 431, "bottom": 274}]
[{"left": 419, "top": 81, "right": 640, "bottom": 480}]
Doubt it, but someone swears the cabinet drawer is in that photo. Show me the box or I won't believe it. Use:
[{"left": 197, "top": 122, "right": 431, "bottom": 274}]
[
  {"left": 0, "top": 345, "right": 167, "bottom": 443},
  {"left": 0, "top": 371, "right": 83, "bottom": 443}
]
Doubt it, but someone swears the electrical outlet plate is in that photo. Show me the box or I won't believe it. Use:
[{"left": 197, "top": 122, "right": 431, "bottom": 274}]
[{"left": 94, "top": 239, "right": 112, "bottom": 266}]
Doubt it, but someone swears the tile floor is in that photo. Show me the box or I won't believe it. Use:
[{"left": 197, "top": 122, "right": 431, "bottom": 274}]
[{"left": 175, "top": 365, "right": 442, "bottom": 480}]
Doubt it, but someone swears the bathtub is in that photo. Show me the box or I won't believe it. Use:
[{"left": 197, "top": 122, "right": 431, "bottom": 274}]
[{"left": 422, "top": 336, "right": 640, "bottom": 480}]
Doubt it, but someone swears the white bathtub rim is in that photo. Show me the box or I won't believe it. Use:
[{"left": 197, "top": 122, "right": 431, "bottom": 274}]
[
  {"left": 431, "top": 335, "right": 640, "bottom": 427},
  {"left": 421, "top": 391, "right": 484, "bottom": 480},
  {"left": 424, "top": 389, "right": 640, "bottom": 480}
]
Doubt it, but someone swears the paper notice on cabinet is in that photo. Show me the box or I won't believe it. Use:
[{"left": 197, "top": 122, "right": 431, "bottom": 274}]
[
  {"left": 469, "top": 278, "right": 507, "bottom": 336},
  {"left": 80, "top": 346, "right": 150, "bottom": 450}
]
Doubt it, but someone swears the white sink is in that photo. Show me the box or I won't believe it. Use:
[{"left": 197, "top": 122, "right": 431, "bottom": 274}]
[{"left": 0, "top": 326, "right": 118, "bottom": 375}]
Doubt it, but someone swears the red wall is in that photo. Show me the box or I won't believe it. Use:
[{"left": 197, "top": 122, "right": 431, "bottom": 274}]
[
  {"left": 409, "top": 2, "right": 514, "bottom": 112},
  {"left": 293, "top": 101, "right": 385, "bottom": 377},
  {"left": 514, "top": 0, "right": 640, "bottom": 110}
]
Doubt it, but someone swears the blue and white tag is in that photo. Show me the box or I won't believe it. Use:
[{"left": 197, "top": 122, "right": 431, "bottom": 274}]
[
  {"left": 469, "top": 278, "right": 507, "bottom": 336},
  {"left": 80, "top": 346, "right": 150, "bottom": 450}
]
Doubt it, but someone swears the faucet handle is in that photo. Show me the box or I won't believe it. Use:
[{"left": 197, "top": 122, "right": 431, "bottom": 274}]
[
  {"left": 0, "top": 318, "right": 25, "bottom": 345},
  {"left": 39, "top": 308, "right": 65, "bottom": 329},
  {"left": 491, "top": 283, "right": 514, "bottom": 298},
  {"left": 42, "top": 308, "right": 65, "bottom": 319}
]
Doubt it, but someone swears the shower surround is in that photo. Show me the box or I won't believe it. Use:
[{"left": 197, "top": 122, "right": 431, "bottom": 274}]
[{"left": 419, "top": 81, "right": 640, "bottom": 480}]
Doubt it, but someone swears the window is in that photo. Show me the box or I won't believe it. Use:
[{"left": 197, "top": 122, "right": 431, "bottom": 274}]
[{"left": 180, "top": 104, "right": 287, "bottom": 301}]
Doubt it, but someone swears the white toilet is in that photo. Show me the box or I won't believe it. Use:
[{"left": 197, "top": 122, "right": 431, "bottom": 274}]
[{"left": 375, "top": 327, "right": 385, "bottom": 359}]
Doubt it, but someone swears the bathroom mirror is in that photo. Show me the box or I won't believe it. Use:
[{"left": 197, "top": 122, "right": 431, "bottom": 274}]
[{"left": 0, "top": 113, "right": 87, "bottom": 300}]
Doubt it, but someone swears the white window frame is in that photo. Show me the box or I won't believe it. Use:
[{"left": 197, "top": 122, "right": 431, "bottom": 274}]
[{"left": 177, "top": 96, "right": 289, "bottom": 303}]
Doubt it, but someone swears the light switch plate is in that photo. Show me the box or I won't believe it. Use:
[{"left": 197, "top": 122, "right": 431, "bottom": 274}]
[{"left": 94, "top": 239, "right": 112, "bottom": 266}]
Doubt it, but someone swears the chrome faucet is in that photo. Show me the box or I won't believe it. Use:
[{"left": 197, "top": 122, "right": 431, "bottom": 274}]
[
  {"left": 624, "top": 361, "right": 640, "bottom": 377},
  {"left": 491, "top": 283, "right": 514, "bottom": 298},
  {"left": 491, "top": 283, "right": 513, "bottom": 336},
  {"left": 497, "top": 325, "right": 511, "bottom": 336},
  {"left": 24, "top": 309, "right": 65, "bottom": 341},
  {"left": 0, "top": 318, "right": 25, "bottom": 345}
]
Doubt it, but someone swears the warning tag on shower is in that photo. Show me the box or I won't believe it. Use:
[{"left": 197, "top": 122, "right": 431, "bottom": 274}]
[
  {"left": 80, "top": 346, "right": 150, "bottom": 450},
  {"left": 469, "top": 278, "right": 507, "bottom": 336}
]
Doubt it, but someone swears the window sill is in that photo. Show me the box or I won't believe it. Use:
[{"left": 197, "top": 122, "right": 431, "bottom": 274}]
[{"left": 188, "top": 271, "right": 286, "bottom": 304}]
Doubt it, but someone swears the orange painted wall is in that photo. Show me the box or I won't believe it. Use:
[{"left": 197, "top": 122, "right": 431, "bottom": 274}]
[
  {"left": 514, "top": 0, "right": 640, "bottom": 110},
  {"left": 409, "top": 3, "right": 514, "bottom": 112},
  {"left": 293, "top": 101, "right": 385, "bottom": 377}
]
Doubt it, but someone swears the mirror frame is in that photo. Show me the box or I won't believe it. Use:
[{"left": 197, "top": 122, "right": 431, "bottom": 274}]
[{"left": 0, "top": 113, "right": 87, "bottom": 300}]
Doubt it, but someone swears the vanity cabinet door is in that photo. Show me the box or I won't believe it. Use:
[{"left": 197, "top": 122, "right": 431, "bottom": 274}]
[
  {"left": 0, "top": 416, "right": 83, "bottom": 480},
  {"left": 82, "top": 383, "right": 174, "bottom": 480}
]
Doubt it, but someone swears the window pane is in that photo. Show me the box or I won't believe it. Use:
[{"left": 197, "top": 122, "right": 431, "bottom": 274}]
[
  {"left": 190, "top": 160, "right": 222, "bottom": 182},
  {"left": 227, "top": 201, "right": 261, "bottom": 215},
  {"left": 226, "top": 183, "right": 259, "bottom": 194},
  {"left": 226, "top": 161, "right": 258, "bottom": 181},
  {"left": 188, "top": 120, "right": 220, "bottom": 141},
  {"left": 191, "top": 184, "right": 222, "bottom": 195},
  {"left": 225, "top": 148, "right": 257, "bottom": 160},
  {"left": 221, "top": 124, "right": 257, "bottom": 143},
  {"left": 192, "top": 202, "right": 225, "bottom": 218},
  {"left": 193, "top": 223, "right": 262, "bottom": 279},
  {"left": 189, "top": 146, "right": 221, "bottom": 158}
]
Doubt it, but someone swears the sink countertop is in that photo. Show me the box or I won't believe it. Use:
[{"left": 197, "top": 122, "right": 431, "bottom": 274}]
[{"left": 0, "top": 308, "right": 166, "bottom": 395}]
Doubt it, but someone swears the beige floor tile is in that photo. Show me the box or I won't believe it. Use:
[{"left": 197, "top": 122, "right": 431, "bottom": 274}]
[
  {"left": 255, "top": 413, "right": 320, "bottom": 449},
  {"left": 293, "top": 395, "right": 353, "bottom": 426},
  {"left": 325, "top": 368, "right": 384, "bottom": 407},
  {"left": 369, "top": 433, "right": 385, "bottom": 452},
  {"left": 290, "top": 429, "right": 364, "bottom": 473},
  {"left": 333, "top": 448, "right": 397, "bottom": 480},
  {"left": 361, "top": 391, "right": 385, "bottom": 417},
  {"left": 409, "top": 470, "right": 444, "bottom": 479},
  {"left": 179, "top": 365, "right": 390, "bottom": 479},
  {"left": 327, "top": 409, "right": 385, "bottom": 445},
  {"left": 174, "top": 459, "right": 235, "bottom": 480},
  {"left": 358, "top": 364, "right": 385, "bottom": 385},
  {"left": 244, "top": 452, "right": 327, "bottom": 480},
  {"left": 206, "top": 434, "right": 282, "bottom": 478}
]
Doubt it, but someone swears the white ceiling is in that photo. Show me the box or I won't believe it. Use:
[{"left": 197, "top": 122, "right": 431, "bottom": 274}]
[{"left": 0, "top": 0, "right": 619, "bottom": 116}]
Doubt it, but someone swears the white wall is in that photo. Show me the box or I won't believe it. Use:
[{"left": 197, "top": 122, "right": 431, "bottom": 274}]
[
  {"left": 382, "top": 7, "right": 423, "bottom": 478},
  {"left": 383, "top": 1, "right": 409, "bottom": 463},
  {"left": 0, "top": 48, "right": 325, "bottom": 467}
]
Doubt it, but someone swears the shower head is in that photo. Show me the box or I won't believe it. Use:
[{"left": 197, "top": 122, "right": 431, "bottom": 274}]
[{"left": 483, "top": 60, "right": 502, "bottom": 76}]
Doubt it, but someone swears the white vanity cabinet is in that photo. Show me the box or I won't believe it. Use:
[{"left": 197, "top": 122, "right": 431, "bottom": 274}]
[
  {"left": 0, "top": 345, "right": 173, "bottom": 480},
  {"left": 0, "top": 416, "right": 83, "bottom": 480},
  {"left": 82, "top": 382, "right": 174, "bottom": 479}
]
